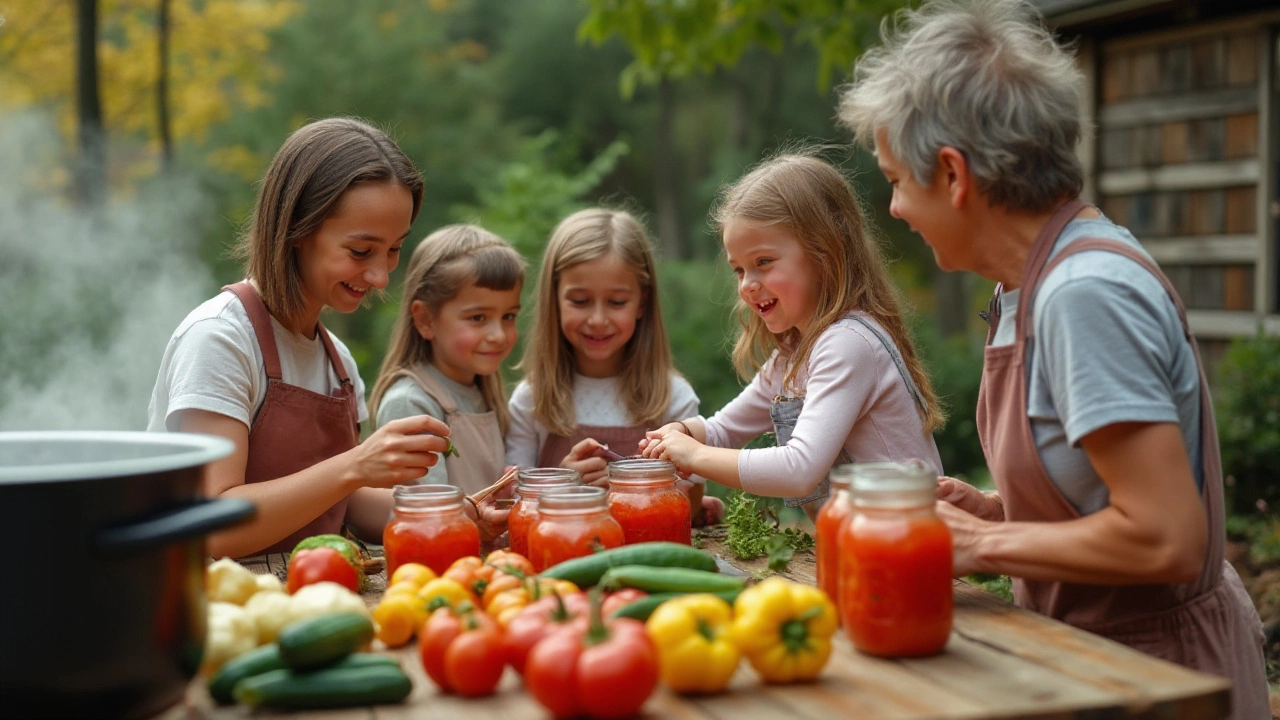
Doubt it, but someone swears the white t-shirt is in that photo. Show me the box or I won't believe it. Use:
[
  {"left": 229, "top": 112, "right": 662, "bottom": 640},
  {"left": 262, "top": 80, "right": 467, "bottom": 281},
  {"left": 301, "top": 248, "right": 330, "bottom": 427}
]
[
  {"left": 147, "top": 290, "right": 368, "bottom": 432},
  {"left": 504, "top": 374, "right": 700, "bottom": 468}
]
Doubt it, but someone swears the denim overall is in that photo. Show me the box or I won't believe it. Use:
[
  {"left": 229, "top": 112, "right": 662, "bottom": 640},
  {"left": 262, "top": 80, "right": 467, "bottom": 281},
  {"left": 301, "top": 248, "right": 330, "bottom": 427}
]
[{"left": 771, "top": 314, "right": 928, "bottom": 519}]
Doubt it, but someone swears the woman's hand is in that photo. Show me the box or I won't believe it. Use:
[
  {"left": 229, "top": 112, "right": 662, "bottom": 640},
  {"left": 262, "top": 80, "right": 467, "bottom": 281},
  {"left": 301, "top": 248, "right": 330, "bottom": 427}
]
[
  {"left": 935, "top": 501, "right": 990, "bottom": 577},
  {"left": 347, "top": 415, "right": 452, "bottom": 489},
  {"left": 936, "top": 476, "right": 1004, "bottom": 522},
  {"left": 561, "top": 438, "right": 609, "bottom": 486}
]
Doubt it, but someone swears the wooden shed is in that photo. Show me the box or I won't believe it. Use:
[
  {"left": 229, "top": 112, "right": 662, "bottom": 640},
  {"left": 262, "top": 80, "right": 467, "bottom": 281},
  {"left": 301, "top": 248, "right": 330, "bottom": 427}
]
[{"left": 1034, "top": 0, "right": 1279, "bottom": 365}]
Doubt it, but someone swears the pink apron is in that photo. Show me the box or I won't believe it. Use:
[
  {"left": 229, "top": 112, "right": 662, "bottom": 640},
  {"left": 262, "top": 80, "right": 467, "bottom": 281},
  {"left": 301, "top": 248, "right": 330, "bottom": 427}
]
[{"left": 975, "top": 201, "right": 1267, "bottom": 720}]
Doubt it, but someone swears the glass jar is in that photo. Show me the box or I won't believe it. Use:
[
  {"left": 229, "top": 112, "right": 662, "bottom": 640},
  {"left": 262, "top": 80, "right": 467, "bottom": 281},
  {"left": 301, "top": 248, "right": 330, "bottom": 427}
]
[
  {"left": 527, "top": 486, "right": 625, "bottom": 572},
  {"left": 606, "top": 458, "right": 691, "bottom": 545},
  {"left": 383, "top": 484, "right": 480, "bottom": 577},
  {"left": 508, "top": 468, "right": 582, "bottom": 558},
  {"left": 816, "top": 464, "right": 854, "bottom": 616},
  {"left": 839, "top": 460, "right": 952, "bottom": 657}
]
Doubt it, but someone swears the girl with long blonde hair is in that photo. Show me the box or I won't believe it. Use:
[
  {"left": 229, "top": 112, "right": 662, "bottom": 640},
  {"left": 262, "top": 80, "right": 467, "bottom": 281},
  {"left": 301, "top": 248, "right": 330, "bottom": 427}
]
[
  {"left": 506, "top": 208, "right": 700, "bottom": 490},
  {"left": 641, "top": 152, "right": 945, "bottom": 519}
]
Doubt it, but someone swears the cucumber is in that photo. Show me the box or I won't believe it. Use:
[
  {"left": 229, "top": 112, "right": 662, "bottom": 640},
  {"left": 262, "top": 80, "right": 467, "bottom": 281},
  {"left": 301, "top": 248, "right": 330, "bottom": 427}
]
[
  {"left": 208, "top": 648, "right": 397, "bottom": 705},
  {"left": 600, "top": 565, "right": 748, "bottom": 594},
  {"left": 610, "top": 589, "right": 743, "bottom": 621},
  {"left": 277, "top": 613, "right": 374, "bottom": 670},
  {"left": 208, "top": 644, "right": 285, "bottom": 704},
  {"left": 232, "top": 664, "right": 412, "bottom": 709},
  {"left": 539, "top": 542, "right": 718, "bottom": 587}
]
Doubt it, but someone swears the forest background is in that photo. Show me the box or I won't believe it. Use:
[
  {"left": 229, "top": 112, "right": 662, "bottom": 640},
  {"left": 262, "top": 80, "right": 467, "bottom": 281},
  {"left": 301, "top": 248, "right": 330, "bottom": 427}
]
[{"left": 0, "top": 0, "right": 1275, "bottom": 553}]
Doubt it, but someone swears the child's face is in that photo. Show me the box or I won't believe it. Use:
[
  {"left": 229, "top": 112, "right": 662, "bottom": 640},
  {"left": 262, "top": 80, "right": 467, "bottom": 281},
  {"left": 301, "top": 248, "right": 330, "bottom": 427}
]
[
  {"left": 412, "top": 282, "right": 522, "bottom": 386},
  {"left": 724, "top": 219, "right": 820, "bottom": 335},
  {"left": 295, "top": 182, "right": 414, "bottom": 331},
  {"left": 556, "top": 253, "right": 645, "bottom": 378}
]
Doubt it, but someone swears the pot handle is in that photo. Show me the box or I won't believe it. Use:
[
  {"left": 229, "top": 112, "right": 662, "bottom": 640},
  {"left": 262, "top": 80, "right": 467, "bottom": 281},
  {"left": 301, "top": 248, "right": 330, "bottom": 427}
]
[{"left": 95, "top": 497, "right": 256, "bottom": 556}]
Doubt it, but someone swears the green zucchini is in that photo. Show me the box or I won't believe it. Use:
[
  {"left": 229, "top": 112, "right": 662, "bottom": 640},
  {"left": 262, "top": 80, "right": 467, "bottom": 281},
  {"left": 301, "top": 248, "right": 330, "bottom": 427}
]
[
  {"left": 208, "top": 644, "right": 285, "bottom": 704},
  {"left": 232, "top": 664, "right": 412, "bottom": 709},
  {"left": 539, "top": 542, "right": 718, "bottom": 587},
  {"left": 276, "top": 612, "right": 374, "bottom": 670},
  {"left": 600, "top": 565, "right": 748, "bottom": 594},
  {"left": 610, "top": 589, "right": 744, "bottom": 622}
]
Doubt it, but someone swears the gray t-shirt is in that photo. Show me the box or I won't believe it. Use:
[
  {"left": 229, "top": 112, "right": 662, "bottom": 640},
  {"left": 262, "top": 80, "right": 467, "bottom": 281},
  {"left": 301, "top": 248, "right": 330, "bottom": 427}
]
[
  {"left": 375, "top": 362, "right": 488, "bottom": 486},
  {"left": 990, "top": 217, "right": 1202, "bottom": 515}
]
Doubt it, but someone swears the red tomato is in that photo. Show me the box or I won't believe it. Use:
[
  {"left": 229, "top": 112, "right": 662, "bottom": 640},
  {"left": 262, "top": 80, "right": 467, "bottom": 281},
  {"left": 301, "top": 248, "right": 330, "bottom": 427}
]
[
  {"left": 502, "top": 592, "right": 590, "bottom": 674},
  {"left": 419, "top": 605, "right": 506, "bottom": 697},
  {"left": 524, "top": 608, "right": 659, "bottom": 719},
  {"left": 600, "top": 589, "right": 647, "bottom": 619},
  {"left": 285, "top": 546, "right": 359, "bottom": 594}
]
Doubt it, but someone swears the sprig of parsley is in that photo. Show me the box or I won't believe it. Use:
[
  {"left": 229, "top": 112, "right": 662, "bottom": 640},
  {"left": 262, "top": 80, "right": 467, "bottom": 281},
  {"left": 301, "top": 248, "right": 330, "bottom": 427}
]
[{"left": 724, "top": 491, "right": 815, "bottom": 571}]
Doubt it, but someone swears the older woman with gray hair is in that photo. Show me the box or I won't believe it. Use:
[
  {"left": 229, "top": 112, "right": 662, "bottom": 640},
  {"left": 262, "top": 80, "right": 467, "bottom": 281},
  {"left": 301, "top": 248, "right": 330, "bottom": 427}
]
[{"left": 840, "top": 0, "right": 1266, "bottom": 714}]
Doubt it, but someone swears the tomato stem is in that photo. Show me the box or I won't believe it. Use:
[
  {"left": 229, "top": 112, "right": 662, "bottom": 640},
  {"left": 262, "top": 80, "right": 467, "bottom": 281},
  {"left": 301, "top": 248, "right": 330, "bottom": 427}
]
[{"left": 583, "top": 587, "right": 611, "bottom": 647}]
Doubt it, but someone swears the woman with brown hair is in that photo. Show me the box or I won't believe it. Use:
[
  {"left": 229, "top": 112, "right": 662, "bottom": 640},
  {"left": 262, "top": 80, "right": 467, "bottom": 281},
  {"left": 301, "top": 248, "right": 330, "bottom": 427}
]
[{"left": 148, "top": 117, "right": 451, "bottom": 560}]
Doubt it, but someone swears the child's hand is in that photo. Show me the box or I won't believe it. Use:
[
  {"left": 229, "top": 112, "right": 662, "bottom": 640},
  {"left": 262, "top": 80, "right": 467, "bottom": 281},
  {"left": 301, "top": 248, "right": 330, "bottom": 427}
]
[
  {"left": 640, "top": 429, "right": 701, "bottom": 478},
  {"left": 637, "top": 421, "right": 689, "bottom": 455},
  {"left": 562, "top": 438, "right": 609, "bottom": 486}
]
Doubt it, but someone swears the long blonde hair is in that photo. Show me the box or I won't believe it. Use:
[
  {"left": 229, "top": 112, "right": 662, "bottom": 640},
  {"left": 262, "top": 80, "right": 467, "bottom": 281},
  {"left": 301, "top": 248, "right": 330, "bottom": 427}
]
[
  {"left": 369, "top": 225, "right": 525, "bottom": 434},
  {"left": 713, "top": 152, "right": 945, "bottom": 433},
  {"left": 519, "top": 209, "right": 676, "bottom": 437}
]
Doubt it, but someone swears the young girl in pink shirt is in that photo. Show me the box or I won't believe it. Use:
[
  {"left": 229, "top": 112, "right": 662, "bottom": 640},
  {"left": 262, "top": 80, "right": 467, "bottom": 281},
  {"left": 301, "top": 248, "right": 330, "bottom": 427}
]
[{"left": 641, "top": 153, "right": 945, "bottom": 519}]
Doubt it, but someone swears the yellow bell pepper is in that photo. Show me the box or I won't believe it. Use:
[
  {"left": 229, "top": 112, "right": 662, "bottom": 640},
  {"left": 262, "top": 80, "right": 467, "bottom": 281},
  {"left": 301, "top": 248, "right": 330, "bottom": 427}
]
[
  {"left": 730, "top": 577, "right": 838, "bottom": 683},
  {"left": 646, "top": 594, "right": 741, "bottom": 694}
]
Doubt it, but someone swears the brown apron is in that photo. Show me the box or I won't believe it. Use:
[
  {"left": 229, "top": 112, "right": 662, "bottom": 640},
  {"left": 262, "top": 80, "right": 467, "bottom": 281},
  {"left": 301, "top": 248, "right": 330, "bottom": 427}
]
[
  {"left": 538, "top": 424, "right": 648, "bottom": 469},
  {"left": 976, "top": 201, "right": 1268, "bottom": 720},
  {"left": 224, "top": 282, "right": 359, "bottom": 558},
  {"left": 386, "top": 365, "right": 505, "bottom": 495}
]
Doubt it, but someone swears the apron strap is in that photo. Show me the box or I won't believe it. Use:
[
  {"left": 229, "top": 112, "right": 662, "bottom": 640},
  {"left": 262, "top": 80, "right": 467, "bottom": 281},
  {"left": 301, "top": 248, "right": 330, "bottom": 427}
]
[
  {"left": 393, "top": 365, "right": 461, "bottom": 415},
  {"left": 845, "top": 313, "right": 929, "bottom": 417},
  {"left": 1017, "top": 199, "right": 1087, "bottom": 342},
  {"left": 223, "top": 282, "right": 283, "bottom": 381}
]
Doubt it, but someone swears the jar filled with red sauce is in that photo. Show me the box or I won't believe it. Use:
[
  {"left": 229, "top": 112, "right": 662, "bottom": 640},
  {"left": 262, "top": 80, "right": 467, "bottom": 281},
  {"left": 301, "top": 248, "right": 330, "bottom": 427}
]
[
  {"left": 816, "top": 464, "right": 854, "bottom": 615},
  {"left": 508, "top": 468, "right": 582, "bottom": 558},
  {"left": 383, "top": 484, "right": 481, "bottom": 577},
  {"left": 839, "top": 460, "right": 952, "bottom": 657},
  {"left": 606, "top": 458, "right": 690, "bottom": 545},
  {"left": 527, "top": 486, "right": 625, "bottom": 572}
]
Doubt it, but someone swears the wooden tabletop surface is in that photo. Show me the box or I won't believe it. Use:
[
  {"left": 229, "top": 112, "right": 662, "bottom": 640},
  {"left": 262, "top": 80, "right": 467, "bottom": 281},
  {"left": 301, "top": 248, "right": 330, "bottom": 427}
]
[{"left": 165, "top": 534, "right": 1233, "bottom": 719}]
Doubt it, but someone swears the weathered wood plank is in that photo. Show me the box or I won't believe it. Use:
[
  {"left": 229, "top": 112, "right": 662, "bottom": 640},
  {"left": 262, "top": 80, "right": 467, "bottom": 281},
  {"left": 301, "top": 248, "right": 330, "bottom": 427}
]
[
  {"left": 1226, "top": 32, "right": 1258, "bottom": 87},
  {"left": 1099, "top": 87, "right": 1256, "bottom": 129},
  {"left": 1098, "top": 159, "right": 1258, "bottom": 195},
  {"left": 1223, "top": 265, "right": 1255, "bottom": 312},
  {"left": 1141, "top": 234, "right": 1258, "bottom": 264},
  {"left": 1224, "top": 113, "right": 1258, "bottom": 159}
]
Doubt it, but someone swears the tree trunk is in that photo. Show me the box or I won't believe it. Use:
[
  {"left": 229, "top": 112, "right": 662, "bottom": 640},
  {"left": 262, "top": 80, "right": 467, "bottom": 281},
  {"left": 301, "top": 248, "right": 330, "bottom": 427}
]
[
  {"left": 157, "top": 0, "right": 173, "bottom": 172},
  {"left": 934, "top": 267, "right": 971, "bottom": 339},
  {"left": 74, "top": 0, "right": 105, "bottom": 206},
  {"left": 653, "top": 79, "right": 684, "bottom": 260}
]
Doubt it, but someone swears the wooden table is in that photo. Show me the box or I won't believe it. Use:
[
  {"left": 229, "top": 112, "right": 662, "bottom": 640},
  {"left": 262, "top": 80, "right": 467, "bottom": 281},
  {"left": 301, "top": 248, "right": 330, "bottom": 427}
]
[{"left": 167, "top": 536, "right": 1232, "bottom": 719}]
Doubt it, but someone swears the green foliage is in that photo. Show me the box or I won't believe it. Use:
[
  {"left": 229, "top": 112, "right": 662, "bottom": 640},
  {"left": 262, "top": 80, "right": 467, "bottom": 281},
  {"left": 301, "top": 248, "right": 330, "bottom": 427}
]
[
  {"left": 1225, "top": 514, "right": 1280, "bottom": 567},
  {"left": 578, "top": 0, "right": 905, "bottom": 96},
  {"left": 724, "top": 490, "right": 815, "bottom": 567},
  {"left": 1216, "top": 331, "right": 1280, "bottom": 516},
  {"left": 451, "top": 131, "right": 629, "bottom": 258},
  {"left": 914, "top": 319, "right": 988, "bottom": 481},
  {"left": 655, "top": 260, "right": 741, "bottom": 414},
  {"left": 966, "top": 573, "right": 1013, "bottom": 602}
]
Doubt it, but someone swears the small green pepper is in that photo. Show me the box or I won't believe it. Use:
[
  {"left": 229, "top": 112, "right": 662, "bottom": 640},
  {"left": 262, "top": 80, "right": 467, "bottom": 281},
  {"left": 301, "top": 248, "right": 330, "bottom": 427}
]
[{"left": 444, "top": 437, "right": 461, "bottom": 458}]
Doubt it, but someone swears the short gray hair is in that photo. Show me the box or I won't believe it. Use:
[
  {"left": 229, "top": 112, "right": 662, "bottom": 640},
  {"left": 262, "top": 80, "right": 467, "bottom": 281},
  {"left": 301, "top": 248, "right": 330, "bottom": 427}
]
[{"left": 838, "top": 0, "right": 1086, "bottom": 212}]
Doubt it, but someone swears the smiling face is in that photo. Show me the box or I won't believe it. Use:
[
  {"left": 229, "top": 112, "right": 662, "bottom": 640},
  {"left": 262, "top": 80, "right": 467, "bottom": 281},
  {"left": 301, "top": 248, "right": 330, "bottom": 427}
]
[
  {"left": 294, "top": 181, "right": 414, "bottom": 334},
  {"left": 875, "top": 129, "right": 971, "bottom": 273},
  {"left": 556, "top": 253, "right": 645, "bottom": 378},
  {"left": 412, "top": 281, "right": 522, "bottom": 386},
  {"left": 723, "top": 219, "right": 820, "bottom": 336}
]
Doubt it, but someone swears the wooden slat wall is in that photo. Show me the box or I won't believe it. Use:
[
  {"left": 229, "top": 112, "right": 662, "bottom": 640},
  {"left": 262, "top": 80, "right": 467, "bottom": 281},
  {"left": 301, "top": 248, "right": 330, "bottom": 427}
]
[{"left": 1095, "top": 26, "right": 1269, "bottom": 317}]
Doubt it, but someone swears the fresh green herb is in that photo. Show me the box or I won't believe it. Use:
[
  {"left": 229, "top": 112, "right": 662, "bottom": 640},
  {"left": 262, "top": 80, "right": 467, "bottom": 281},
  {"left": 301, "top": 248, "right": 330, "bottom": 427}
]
[
  {"left": 444, "top": 438, "right": 461, "bottom": 458},
  {"left": 724, "top": 491, "right": 816, "bottom": 570}
]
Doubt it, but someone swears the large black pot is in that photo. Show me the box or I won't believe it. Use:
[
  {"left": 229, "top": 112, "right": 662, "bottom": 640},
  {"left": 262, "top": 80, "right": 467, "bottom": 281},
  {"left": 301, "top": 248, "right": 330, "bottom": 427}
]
[{"left": 0, "top": 431, "right": 254, "bottom": 719}]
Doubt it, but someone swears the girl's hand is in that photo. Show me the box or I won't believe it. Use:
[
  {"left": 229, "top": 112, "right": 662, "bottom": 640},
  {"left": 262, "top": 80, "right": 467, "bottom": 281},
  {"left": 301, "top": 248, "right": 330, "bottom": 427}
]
[
  {"left": 935, "top": 500, "right": 990, "bottom": 577},
  {"left": 562, "top": 438, "right": 609, "bottom": 486},
  {"left": 348, "top": 415, "right": 451, "bottom": 489},
  {"left": 937, "top": 476, "right": 1005, "bottom": 522},
  {"left": 637, "top": 421, "right": 689, "bottom": 455},
  {"left": 640, "top": 429, "right": 702, "bottom": 478}
]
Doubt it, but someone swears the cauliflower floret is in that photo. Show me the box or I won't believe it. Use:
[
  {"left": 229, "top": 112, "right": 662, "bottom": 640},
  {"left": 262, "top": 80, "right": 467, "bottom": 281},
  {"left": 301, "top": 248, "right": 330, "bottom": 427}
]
[{"left": 206, "top": 558, "right": 259, "bottom": 605}]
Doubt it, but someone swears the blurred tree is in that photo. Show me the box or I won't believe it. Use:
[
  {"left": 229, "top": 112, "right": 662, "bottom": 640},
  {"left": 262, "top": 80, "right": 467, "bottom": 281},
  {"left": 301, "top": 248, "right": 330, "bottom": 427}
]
[
  {"left": 0, "top": 0, "right": 297, "bottom": 184},
  {"left": 74, "top": 0, "right": 105, "bottom": 206}
]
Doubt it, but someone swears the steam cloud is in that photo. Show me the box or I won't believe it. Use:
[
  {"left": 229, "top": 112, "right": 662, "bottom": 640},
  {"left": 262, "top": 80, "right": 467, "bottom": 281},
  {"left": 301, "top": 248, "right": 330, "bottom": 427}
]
[{"left": 0, "top": 112, "right": 218, "bottom": 430}]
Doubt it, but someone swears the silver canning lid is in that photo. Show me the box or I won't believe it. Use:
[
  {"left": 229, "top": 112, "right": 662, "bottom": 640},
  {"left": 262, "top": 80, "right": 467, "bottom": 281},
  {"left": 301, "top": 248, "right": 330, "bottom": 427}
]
[
  {"left": 848, "top": 460, "right": 937, "bottom": 494},
  {"left": 607, "top": 457, "right": 675, "bottom": 481}
]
